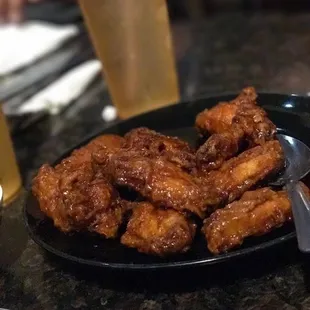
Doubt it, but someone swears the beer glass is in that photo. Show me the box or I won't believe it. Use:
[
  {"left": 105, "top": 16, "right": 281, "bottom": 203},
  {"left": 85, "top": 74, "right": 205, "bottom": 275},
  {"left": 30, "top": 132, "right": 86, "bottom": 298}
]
[
  {"left": 79, "top": 0, "right": 180, "bottom": 118},
  {"left": 0, "top": 107, "right": 21, "bottom": 206}
]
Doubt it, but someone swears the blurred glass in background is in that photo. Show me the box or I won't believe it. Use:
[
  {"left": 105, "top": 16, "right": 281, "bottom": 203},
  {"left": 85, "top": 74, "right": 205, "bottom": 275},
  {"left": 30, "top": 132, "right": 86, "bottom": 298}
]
[
  {"left": 0, "top": 107, "right": 21, "bottom": 205},
  {"left": 79, "top": 0, "right": 180, "bottom": 119}
]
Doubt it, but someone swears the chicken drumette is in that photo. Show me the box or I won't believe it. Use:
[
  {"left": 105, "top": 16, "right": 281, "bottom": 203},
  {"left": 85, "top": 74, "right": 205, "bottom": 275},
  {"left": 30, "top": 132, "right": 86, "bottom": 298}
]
[
  {"left": 123, "top": 127, "right": 195, "bottom": 171},
  {"left": 32, "top": 135, "right": 128, "bottom": 238},
  {"left": 201, "top": 140, "right": 284, "bottom": 208},
  {"left": 202, "top": 184, "right": 310, "bottom": 254},
  {"left": 110, "top": 150, "right": 206, "bottom": 218},
  {"left": 121, "top": 202, "right": 196, "bottom": 256},
  {"left": 109, "top": 140, "right": 284, "bottom": 218},
  {"left": 195, "top": 86, "right": 258, "bottom": 135},
  {"left": 32, "top": 86, "right": 288, "bottom": 258},
  {"left": 195, "top": 87, "right": 277, "bottom": 172}
]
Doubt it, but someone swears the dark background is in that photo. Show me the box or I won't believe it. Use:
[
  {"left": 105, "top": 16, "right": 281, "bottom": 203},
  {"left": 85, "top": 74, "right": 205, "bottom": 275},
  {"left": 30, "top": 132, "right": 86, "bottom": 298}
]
[{"left": 24, "top": 0, "right": 310, "bottom": 24}]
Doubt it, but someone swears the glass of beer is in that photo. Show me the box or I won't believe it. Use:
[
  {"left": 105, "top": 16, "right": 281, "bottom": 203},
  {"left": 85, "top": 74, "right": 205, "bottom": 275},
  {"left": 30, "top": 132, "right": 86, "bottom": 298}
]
[
  {"left": 0, "top": 107, "right": 22, "bottom": 206},
  {"left": 78, "top": 0, "right": 180, "bottom": 119}
]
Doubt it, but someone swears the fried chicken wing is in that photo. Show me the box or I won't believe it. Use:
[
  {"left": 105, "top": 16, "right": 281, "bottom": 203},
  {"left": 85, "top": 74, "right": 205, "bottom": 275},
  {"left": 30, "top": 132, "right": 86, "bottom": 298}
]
[
  {"left": 195, "top": 86, "right": 257, "bottom": 135},
  {"left": 32, "top": 134, "right": 127, "bottom": 238},
  {"left": 57, "top": 134, "right": 124, "bottom": 178},
  {"left": 33, "top": 164, "right": 69, "bottom": 230},
  {"left": 111, "top": 140, "right": 283, "bottom": 217},
  {"left": 195, "top": 87, "right": 276, "bottom": 171},
  {"left": 84, "top": 134, "right": 124, "bottom": 153},
  {"left": 87, "top": 134, "right": 125, "bottom": 174},
  {"left": 33, "top": 164, "right": 126, "bottom": 238},
  {"left": 111, "top": 151, "right": 206, "bottom": 218},
  {"left": 234, "top": 105, "right": 276, "bottom": 147},
  {"left": 197, "top": 113, "right": 277, "bottom": 172},
  {"left": 123, "top": 127, "right": 195, "bottom": 171},
  {"left": 202, "top": 140, "right": 285, "bottom": 208},
  {"left": 196, "top": 125, "right": 244, "bottom": 172},
  {"left": 121, "top": 202, "right": 196, "bottom": 256},
  {"left": 202, "top": 185, "right": 310, "bottom": 254}
]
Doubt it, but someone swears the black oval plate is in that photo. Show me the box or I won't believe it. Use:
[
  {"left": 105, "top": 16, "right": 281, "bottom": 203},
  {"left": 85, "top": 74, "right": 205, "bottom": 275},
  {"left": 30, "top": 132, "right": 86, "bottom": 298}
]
[{"left": 24, "top": 93, "right": 310, "bottom": 270}]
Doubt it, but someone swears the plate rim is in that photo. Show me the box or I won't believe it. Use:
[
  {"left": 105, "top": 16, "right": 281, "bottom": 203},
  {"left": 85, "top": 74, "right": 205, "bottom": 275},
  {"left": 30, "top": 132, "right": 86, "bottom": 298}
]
[
  {"left": 24, "top": 91, "right": 307, "bottom": 270},
  {"left": 23, "top": 201, "right": 296, "bottom": 270},
  {"left": 44, "top": 91, "right": 310, "bottom": 163}
]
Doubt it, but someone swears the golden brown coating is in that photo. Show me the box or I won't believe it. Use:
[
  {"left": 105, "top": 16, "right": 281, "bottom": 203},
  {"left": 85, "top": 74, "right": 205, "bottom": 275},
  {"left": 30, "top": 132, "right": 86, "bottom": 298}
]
[
  {"left": 32, "top": 134, "right": 127, "bottom": 238},
  {"left": 121, "top": 202, "right": 196, "bottom": 256},
  {"left": 33, "top": 164, "right": 69, "bottom": 230},
  {"left": 84, "top": 134, "right": 124, "bottom": 153},
  {"left": 88, "top": 134, "right": 125, "bottom": 174},
  {"left": 196, "top": 125, "right": 244, "bottom": 172},
  {"left": 31, "top": 86, "right": 289, "bottom": 258},
  {"left": 33, "top": 164, "right": 126, "bottom": 238},
  {"left": 202, "top": 140, "right": 285, "bottom": 208},
  {"left": 123, "top": 127, "right": 195, "bottom": 171},
  {"left": 110, "top": 140, "right": 283, "bottom": 217},
  {"left": 195, "top": 86, "right": 257, "bottom": 135},
  {"left": 195, "top": 87, "right": 276, "bottom": 171},
  {"left": 202, "top": 187, "right": 294, "bottom": 254},
  {"left": 57, "top": 134, "right": 124, "bottom": 179},
  {"left": 195, "top": 103, "right": 239, "bottom": 136},
  {"left": 196, "top": 105, "right": 277, "bottom": 172},
  {"left": 111, "top": 151, "right": 206, "bottom": 218},
  {"left": 233, "top": 104, "right": 276, "bottom": 147},
  {"left": 197, "top": 113, "right": 277, "bottom": 172}
]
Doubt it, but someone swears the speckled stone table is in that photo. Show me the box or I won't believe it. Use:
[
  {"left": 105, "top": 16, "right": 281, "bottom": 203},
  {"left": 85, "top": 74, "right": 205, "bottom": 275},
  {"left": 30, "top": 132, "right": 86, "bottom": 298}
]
[{"left": 2, "top": 11, "right": 310, "bottom": 310}]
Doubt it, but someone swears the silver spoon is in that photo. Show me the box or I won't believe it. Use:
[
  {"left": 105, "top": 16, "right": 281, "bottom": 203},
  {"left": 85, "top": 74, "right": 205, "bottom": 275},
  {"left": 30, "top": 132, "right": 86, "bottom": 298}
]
[{"left": 271, "top": 134, "right": 310, "bottom": 253}]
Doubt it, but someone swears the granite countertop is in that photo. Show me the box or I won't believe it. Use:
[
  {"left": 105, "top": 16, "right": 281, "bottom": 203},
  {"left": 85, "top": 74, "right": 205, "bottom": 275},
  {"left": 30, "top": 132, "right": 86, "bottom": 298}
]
[{"left": 2, "top": 11, "right": 310, "bottom": 310}]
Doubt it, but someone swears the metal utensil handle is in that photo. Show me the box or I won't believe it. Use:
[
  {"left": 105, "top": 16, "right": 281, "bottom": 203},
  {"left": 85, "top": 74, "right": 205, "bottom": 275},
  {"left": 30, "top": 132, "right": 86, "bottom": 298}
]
[{"left": 286, "top": 181, "right": 310, "bottom": 253}]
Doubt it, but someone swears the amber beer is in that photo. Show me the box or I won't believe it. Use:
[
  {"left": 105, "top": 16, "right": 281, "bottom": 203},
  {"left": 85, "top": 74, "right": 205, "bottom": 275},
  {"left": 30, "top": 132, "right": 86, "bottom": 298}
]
[
  {"left": 0, "top": 108, "right": 21, "bottom": 205},
  {"left": 79, "top": 0, "right": 180, "bottom": 119}
]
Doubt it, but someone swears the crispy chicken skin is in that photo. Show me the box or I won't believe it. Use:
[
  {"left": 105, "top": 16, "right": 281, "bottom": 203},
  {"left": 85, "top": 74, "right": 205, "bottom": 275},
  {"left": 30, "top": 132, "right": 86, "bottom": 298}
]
[
  {"left": 111, "top": 151, "right": 206, "bottom": 218},
  {"left": 202, "top": 185, "right": 310, "bottom": 254},
  {"left": 111, "top": 140, "right": 283, "bottom": 217},
  {"left": 195, "top": 86, "right": 258, "bottom": 135},
  {"left": 202, "top": 140, "right": 285, "bottom": 208},
  {"left": 196, "top": 125, "right": 244, "bottom": 172},
  {"left": 88, "top": 134, "right": 125, "bottom": 173},
  {"left": 121, "top": 202, "right": 196, "bottom": 256},
  {"left": 84, "top": 134, "right": 124, "bottom": 153},
  {"left": 33, "top": 164, "right": 126, "bottom": 238},
  {"left": 123, "top": 127, "right": 195, "bottom": 171},
  {"left": 233, "top": 104, "right": 276, "bottom": 147},
  {"left": 32, "top": 86, "right": 291, "bottom": 258},
  {"left": 32, "top": 135, "right": 127, "bottom": 238},
  {"left": 195, "top": 87, "right": 276, "bottom": 171}
]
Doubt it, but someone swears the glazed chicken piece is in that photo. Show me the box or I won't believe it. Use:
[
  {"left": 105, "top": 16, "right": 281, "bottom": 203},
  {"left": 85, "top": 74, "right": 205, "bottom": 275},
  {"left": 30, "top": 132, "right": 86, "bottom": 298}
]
[
  {"left": 56, "top": 134, "right": 123, "bottom": 176},
  {"left": 87, "top": 134, "right": 125, "bottom": 174},
  {"left": 196, "top": 125, "right": 244, "bottom": 172},
  {"left": 32, "top": 135, "right": 128, "bottom": 238},
  {"left": 233, "top": 104, "right": 276, "bottom": 147},
  {"left": 123, "top": 127, "right": 195, "bottom": 171},
  {"left": 121, "top": 202, "right": 196, "bottom": 256},
  {"left": 110, "top": 150, "right": 206, "bottom": 218},
  {"left": 111, "top": 140, "right": 283, "bottom": 217},
  {"left": 202, "top": 185, "right": 310, "bottom": 254},
  {"left": 32, "top": 164, "right": 126, "bottom": 238},
  {"left": 202, "top": 140, "right": 285, "bottom": 208},
  {"left": 195, "top": 86, "right": 258, "bottom": 135},
  {"left": 84, "top": 134, "right": 124, "bottom": 153},
  {"left": 195, "top": 87, "right": 277, "bottom": 172}
]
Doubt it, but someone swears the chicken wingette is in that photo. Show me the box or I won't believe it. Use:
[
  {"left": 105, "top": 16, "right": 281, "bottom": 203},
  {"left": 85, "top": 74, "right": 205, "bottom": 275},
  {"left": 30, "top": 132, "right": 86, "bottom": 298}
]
[
  {"left": 202, "top": 185, "right": 309, "bottom": 254},
  {"left": 121, "top": 202, "right": 196, "bottom": 256}
]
